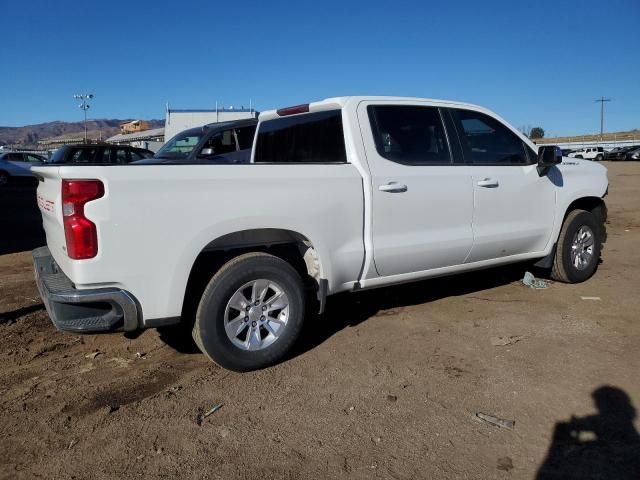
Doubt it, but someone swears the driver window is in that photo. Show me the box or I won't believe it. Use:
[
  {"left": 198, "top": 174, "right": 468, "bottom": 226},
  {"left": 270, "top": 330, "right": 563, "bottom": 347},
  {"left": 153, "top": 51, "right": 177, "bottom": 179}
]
[
  {"left": 451, "top": 109, "right": 528, "bottom": 165},
  {"left": 200, "top": 130, "right": 237, "bottom": 156},
  {"left": 26, "top": 154, "right": 44, "bottom": 164}
]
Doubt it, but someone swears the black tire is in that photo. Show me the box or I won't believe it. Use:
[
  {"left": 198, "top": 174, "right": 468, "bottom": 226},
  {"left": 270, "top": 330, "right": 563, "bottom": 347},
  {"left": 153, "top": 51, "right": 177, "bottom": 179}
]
[
  {"left": 0, "top": 171, "right": 8, "bottom": 186},
  {"left": 575, "top": 155, "right": 583, "bottom": 159},
  {"left": 192, "top": 252, "right": 305, "bottom": 371},
  {"left": 551, "top": 209, "right": 602, "bottom": 283},
  {"left": 595, "top": 154, "right": 603, "bottom": 161}
]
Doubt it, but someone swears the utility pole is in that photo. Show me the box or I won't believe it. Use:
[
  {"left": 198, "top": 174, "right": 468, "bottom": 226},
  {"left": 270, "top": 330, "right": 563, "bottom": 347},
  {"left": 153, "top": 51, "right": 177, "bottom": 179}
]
[
  {"left": 594, "top": 96, "right": 611, "bottom": 142},
  {"left": 74, "top": 93, "right": 94, "bottom": 143}
]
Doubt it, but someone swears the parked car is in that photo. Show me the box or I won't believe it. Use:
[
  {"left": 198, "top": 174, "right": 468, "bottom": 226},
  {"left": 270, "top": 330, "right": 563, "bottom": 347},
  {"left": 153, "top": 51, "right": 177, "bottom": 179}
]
[
  {"left": 48, "top": 144, "right": 154, "bottom": 165},
  {"left": 32, "top": 96, "right": 608, "bottom": 371},
  {"left": 138, "top": 118, "right": 258, "bottom": 165},
  {"left": 628, "top": 147, "right": 640, "bottom": 161},
  {"left": 567, "top": 147, "right": 604, "bottom": 161},
  {"left": 604, "top": 145, "right": 640, "bottom": 161},
  {"left": 0, "top": 152, "right": 46, "bottom": 185}
]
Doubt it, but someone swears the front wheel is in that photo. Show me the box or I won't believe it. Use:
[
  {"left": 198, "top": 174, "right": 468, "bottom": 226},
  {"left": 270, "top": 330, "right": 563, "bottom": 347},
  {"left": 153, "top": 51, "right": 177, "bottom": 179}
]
[
  {"left": 193, "top": 252, "right": 306, "bottom": 371},
  {"left": 595, "top": 154, "right": 603, "bottom": 161},
  {"left": 551, "top": 209, "right": 602, "bottom": 283}
]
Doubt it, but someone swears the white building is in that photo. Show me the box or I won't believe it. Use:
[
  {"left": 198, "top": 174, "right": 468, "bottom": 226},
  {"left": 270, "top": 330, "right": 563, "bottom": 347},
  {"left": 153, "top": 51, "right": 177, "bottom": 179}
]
[
  {"left": 106, "top": 127, "right": 165, "bottom": 152},
  {"left": 164, "top": 106, "right": 258, "bottom": 142}
]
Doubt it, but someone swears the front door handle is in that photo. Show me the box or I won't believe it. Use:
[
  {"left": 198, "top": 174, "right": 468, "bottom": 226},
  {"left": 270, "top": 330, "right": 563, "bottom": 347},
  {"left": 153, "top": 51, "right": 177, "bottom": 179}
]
[
  {"left": 477, "top": 178, "right": 499, "bottom": 188},
  {"left": 379, "top": 182, "right": 408, "bottom": 193}
]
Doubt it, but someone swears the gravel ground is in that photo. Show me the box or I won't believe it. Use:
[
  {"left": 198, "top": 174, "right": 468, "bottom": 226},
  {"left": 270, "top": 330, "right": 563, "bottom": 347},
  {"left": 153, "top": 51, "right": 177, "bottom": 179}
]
[{"left": 1, "top": 162, "right": 639, "bottom": 479}]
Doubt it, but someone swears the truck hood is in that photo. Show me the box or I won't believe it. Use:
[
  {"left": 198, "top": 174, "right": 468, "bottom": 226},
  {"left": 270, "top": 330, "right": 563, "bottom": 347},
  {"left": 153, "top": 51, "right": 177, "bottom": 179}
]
[{"left": 557, "top": 157, "right": 608, "bottom": 198}]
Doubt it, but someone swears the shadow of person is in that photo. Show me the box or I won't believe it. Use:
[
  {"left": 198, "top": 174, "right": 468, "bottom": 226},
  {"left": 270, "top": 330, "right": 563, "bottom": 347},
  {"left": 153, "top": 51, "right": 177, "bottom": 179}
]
[{"left": 536, "top": 386, "right": 640, "bottom": 480}]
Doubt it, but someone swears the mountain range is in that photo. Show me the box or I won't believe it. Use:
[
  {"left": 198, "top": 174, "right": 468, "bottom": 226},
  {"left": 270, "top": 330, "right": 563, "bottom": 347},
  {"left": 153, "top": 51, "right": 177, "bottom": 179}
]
[{"left": 0, "top": 119, "right": 164, "bottom": 147}]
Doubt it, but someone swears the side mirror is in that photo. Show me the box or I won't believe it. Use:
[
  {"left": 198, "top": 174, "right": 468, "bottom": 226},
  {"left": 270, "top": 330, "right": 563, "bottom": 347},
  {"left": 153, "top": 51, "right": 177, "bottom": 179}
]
[
  {"left": 537, "top": 145, "right": 562, "bottom": 176},
  {"left": 199, "top": 147, "right": 215, "bottom": 157}
]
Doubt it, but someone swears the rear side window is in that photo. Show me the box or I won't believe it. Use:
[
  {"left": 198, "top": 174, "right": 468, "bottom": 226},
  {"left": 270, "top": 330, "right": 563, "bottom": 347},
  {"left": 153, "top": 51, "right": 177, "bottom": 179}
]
[
  {"left": 69, "top": 148, "right": 99, "bottom": 163},
  {"left": 254, "top": 110, "right": 346, "bottom": 163},
  {"left": 100, "top": 148, "right": 113, "bottom": 163},
  {"left": 367, "top": 105, "right": 451, "bottom": 165},
  {"left": 130, "top": 150, "right": 148, "bottom": 161},
  {"left": 114, "top": 148, "right": 130, "bottom": 164},
  {"left": 450, "top": 109, "right": 528, "bottom": 165},
  {"left": 26, "top": 154, "right": 45, "bottom": 164}
]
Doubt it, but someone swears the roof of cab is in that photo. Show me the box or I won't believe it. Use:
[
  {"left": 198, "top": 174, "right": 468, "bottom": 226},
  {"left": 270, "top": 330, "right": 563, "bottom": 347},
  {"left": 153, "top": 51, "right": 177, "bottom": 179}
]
[
  {"left": 176, "top": 117, "right": 258, "bottom": 137},
  {"left": 258, "top": 96, "right": 489, "bottom": 121}
]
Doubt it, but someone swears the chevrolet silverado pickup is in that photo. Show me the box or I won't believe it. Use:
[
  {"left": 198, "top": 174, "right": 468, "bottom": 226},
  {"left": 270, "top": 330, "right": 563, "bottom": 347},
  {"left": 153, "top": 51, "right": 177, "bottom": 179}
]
[{"left": 32, "top": 96, "right": 608, "bottom": 371}]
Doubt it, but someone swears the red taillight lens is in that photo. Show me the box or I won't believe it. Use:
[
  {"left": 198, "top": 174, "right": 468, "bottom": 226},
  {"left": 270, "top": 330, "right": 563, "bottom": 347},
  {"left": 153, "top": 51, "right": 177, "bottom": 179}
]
[{"left": 62, "top": 180, "right": 104, "bottom": 259}]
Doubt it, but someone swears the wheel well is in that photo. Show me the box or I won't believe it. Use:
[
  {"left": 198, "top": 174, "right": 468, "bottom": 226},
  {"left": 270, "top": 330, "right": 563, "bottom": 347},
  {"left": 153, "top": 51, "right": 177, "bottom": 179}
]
[
  {"left": 563, "top": 196, "right": 607, "bottom": 241},
  {"left": 180, "top": 229, "right": 321, "bottom": 326},
  {"left": 536, "top": 196, "right": 607, "bottom": 270},
  {"left": 565, "top": 196, "right": 605, "bottom": 217}
]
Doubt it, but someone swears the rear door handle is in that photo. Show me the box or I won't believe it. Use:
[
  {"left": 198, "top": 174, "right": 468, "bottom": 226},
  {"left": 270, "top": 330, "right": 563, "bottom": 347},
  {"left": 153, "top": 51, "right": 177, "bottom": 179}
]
[
  {"left": 378, "top": 182, "right": 408, "bottom": 193},
  {"left": 477, "top": 178, "right": 499, "bottom": 188}
]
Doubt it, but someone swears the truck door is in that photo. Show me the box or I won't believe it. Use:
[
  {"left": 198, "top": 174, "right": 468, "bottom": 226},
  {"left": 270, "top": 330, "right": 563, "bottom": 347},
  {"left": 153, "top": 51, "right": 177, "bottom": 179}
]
[
  {"left": 357, "top": 102, "right": 474, "bottom": 277},
  {"left": 445, "top": 108, "right": 556, "bottom": 262}
]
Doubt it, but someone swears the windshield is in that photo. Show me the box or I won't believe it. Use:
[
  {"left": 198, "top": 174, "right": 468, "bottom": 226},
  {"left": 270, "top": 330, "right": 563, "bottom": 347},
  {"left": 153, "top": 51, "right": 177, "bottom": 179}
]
[{"left": 155, "top": 131, "right": 203, "bottom": 159}]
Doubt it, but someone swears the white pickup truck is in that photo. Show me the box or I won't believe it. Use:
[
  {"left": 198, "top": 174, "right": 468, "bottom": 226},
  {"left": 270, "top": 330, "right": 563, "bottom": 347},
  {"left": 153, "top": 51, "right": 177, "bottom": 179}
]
[{"left": 33, "top": 96, "right": 608, "bottom": 371}]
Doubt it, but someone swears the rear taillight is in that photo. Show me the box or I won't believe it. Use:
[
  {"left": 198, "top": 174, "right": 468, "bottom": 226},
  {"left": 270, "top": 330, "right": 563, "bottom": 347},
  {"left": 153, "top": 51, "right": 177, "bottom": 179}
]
[{"left": 62, "top": 179, "right": 104, "bottom": 259}]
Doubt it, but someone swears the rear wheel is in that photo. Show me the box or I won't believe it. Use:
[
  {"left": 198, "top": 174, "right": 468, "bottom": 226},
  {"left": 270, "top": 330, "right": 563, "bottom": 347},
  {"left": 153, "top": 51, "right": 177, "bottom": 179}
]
[
  {"left": 193, "top": 252, "right": 305, "bottom": 371},
  {"left": 595, "top": 154, "right": 603, "bottom": 161},
  {"left": 551, "top": 209, "right": 602, "bottom": 283},
  {"left": 0, "top": 171, "right": 8, "bottom": 186}
]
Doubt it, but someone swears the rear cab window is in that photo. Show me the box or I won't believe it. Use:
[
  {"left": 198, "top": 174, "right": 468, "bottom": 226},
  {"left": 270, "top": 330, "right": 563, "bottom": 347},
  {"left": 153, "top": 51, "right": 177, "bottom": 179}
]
[{"left": 254, "top": 110, "right": 347, "bottom": 163}]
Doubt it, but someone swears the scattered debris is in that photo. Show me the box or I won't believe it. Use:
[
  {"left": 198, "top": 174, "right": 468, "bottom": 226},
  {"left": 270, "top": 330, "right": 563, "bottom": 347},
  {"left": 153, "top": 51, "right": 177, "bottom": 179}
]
[
  {"left": 68, "top": 439, "right": 78, "bottom": 449},
  {"left": 108, "top": 357, "right": 130, "bottom": 368},
  {"left": 497, "top": 456, "right": 514, "bottom": 471},
  {"left": 386, "top": 394, "right": 398, "bottom": 402},
  {"left": 490, "top": 335, "right": 523, "bottom": 347},
  {"left": 371, "top": 436, "right": 382, "bottom": 444},
  {"left": 522, "top": 271, "right": 548, "bottom": 289},
  {"left": 219, "top": 427, "right": 230, "bottom": 438},
  {"left": 107, "top": 405, "right": 120, "bottom": 414},
  {"left": 196, "top": 403, "right": 223, "bottom": 425},
  {"left": 84, "top": 351, "right": 102, "bottom": 360},
  {"left": 580, "top": 296, "right": 601, "bottom": 301},
  {"left": 169, "top": 385, "right": 182, "bottom": 393},
  {"left": 135, "top": 352, "right": 146, "bottom": 359},
  {"left": 475, "top": 412, "right": 515, "bottom": 430}
]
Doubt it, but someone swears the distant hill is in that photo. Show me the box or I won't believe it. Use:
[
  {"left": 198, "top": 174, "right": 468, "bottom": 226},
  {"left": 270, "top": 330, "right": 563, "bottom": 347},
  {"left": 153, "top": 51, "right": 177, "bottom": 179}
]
[
  {"left": 534, "top": 129, "right": 640, "bottom": 144},
  {"left": 0, "top": 119, "right": 164, "bottom": 147}
]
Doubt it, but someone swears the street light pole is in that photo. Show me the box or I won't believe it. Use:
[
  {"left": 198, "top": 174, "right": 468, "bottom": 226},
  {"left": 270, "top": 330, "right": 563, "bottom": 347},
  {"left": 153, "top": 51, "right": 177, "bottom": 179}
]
[
  {"left": 73, "top": 93, "right": 94, "bottom": 143},
  {"left": 594, "top": 96, "right": 611, "bottom": 142}
]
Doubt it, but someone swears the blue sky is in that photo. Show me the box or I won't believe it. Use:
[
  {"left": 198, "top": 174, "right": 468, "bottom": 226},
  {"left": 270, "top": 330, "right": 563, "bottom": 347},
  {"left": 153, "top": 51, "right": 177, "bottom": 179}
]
[{"left": 1, "top": 0, "right": 638, "bottom": 136}]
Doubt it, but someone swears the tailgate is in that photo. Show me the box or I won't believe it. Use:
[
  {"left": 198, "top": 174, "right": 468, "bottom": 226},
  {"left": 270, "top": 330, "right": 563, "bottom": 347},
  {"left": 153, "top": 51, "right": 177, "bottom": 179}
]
[{"left": 32, "top": 166, "right": 67, "bottom": 268}]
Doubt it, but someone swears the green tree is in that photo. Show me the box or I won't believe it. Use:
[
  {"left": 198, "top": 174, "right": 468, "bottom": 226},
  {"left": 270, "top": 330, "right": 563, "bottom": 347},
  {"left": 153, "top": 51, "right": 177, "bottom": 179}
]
[{"left": 530, "top": 127, "right": 545, "bottom": 139}]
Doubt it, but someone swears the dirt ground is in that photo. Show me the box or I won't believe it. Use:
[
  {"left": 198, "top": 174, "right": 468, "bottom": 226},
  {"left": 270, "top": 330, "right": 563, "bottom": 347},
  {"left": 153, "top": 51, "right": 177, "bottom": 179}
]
[{"left": 1, "top": 163, "right": 639, "bottom": 479}]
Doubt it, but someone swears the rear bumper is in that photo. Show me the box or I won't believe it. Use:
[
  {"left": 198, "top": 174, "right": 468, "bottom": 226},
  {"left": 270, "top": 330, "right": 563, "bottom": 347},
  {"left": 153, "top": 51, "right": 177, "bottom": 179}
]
[{"left": 32, "top": 246, "right": 140, "bottom": 332}]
